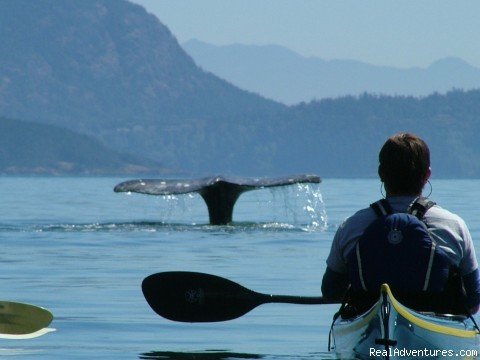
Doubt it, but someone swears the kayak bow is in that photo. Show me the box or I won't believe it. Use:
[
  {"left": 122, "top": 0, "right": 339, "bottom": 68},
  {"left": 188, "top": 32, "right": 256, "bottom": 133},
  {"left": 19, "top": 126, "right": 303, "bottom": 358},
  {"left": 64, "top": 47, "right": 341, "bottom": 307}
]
[{"left": 330, "top": 284, "right": 479, "bottom": 359}]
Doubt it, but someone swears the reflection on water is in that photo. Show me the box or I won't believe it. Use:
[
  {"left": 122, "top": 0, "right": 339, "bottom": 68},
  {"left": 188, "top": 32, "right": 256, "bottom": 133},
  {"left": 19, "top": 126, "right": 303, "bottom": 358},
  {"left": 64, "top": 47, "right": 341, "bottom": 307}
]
[
  {"left": 139, "top": 350, "right": 263, "bottom": 360},
  {"left": 139, "top": 350, "right": 338, "bottom": 360}
]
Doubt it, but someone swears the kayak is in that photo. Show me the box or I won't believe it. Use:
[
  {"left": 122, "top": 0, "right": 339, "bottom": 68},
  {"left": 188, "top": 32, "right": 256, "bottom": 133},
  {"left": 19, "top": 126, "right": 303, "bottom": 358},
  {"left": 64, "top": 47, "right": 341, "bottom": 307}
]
[{"left": 330, "top": 284, "right": 480, "bottom": 359}]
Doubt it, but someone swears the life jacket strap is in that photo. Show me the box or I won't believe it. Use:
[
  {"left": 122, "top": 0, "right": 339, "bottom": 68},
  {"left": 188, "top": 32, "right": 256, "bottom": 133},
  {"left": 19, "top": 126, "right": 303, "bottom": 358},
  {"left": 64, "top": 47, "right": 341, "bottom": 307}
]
[
  {"left": 371, "top": 197, "right": 436, "bottom": 219},
  {"left": 355, "top": 242, "right": 368, "bottom": 291},
  {"left": 370, "top": 198, "right": 393, "bottom": 216},
  {"left": 408, "top": 197, "right": 436, "bottom": 219},
  {"left": 423, "top": 241, "right": 436, "bottom": 291}
]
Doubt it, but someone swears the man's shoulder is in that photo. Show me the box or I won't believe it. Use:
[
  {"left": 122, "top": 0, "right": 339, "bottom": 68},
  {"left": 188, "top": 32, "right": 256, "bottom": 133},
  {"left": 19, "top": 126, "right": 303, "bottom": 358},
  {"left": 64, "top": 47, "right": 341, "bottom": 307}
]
[
  {"left": 340, "top": 206, "right": 378, "bottom": 231},
  {"left": 426, "top": 204, "right": 465, "bottom": 222}
]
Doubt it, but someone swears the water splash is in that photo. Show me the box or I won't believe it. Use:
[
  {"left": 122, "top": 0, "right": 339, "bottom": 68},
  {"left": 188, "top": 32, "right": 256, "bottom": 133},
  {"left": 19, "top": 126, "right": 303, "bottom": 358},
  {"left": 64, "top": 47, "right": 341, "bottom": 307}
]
[
  {"left": 266, "top": 183, "right": 327, "bottom": 231},
  {"left": 298, "top": 183, "right": 328, "bottom": 231}
]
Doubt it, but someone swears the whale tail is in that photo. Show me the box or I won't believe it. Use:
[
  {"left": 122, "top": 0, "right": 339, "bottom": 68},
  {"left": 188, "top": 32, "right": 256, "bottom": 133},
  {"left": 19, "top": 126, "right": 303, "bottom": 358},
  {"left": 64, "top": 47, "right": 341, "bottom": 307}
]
[{"left": 114, "top": 174, "right": 321, "bottom": 225}]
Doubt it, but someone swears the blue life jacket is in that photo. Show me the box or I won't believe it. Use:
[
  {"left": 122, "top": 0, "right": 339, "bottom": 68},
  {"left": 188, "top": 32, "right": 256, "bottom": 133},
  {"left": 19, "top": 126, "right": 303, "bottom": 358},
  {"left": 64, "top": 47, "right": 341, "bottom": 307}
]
[{"left": 347, "top": 198, "right": 451, "bottom": 294}]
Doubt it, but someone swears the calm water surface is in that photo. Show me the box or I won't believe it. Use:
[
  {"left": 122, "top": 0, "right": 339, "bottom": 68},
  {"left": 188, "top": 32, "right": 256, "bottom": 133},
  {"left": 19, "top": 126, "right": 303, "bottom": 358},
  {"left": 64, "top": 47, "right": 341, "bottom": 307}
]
[{"left": 0, "top": 177, "right": 479, "bottom": 359}]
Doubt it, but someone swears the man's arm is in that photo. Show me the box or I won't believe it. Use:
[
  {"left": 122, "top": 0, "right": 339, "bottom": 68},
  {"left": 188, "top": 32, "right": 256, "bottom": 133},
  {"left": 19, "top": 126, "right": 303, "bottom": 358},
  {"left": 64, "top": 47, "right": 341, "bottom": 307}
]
[{"left": 321, "top": 267, "right": 349, "bottom": 302}]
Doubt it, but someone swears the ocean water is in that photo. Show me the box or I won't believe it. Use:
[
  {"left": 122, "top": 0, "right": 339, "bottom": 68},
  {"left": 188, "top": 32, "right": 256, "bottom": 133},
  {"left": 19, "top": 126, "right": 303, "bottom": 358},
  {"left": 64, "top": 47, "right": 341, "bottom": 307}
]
[{"left": 0, "top": 177, "right": 479, "bottom": 359}]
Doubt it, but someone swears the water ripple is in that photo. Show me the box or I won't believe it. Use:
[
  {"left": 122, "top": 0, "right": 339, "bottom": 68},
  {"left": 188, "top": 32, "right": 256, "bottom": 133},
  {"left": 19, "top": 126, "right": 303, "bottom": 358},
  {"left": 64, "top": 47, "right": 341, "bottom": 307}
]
[{"left": 0, "top": 221, "right": 327, "bottom": 234}]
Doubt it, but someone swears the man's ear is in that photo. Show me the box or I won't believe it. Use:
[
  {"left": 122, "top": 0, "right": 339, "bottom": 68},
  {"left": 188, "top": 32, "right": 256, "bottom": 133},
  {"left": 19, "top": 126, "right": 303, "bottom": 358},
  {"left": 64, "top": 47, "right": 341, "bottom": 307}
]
[
  {"left": 378, "top": 165, "right": 385, "bottom": 182},
  {"left": 424, "top": 167, "right": 431, "bottom": 183}
]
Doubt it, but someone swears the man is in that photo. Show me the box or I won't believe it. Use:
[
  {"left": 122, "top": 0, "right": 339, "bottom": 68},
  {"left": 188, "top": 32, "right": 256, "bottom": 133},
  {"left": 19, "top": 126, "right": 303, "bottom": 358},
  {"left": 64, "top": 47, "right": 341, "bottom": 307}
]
[{"left": 321, "top": 132, "right": 480, "bottom": 314}]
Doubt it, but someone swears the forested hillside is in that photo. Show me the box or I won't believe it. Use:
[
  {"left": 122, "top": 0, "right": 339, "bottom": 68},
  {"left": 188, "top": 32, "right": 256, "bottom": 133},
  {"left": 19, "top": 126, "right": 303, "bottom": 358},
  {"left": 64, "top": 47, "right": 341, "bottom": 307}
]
[
  {"left": 279, "top": 90, "right": 480, "bottom": 178},
  {"left": 0, "top": 118, "right": 162, "bottom": 174}
]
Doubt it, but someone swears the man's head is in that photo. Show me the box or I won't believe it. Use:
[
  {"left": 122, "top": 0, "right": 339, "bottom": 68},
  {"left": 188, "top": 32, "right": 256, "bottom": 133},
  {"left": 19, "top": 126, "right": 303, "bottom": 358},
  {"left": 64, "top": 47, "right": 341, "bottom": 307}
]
[{"left": 378, "top": 133, "right": 431, "bottom": 196}]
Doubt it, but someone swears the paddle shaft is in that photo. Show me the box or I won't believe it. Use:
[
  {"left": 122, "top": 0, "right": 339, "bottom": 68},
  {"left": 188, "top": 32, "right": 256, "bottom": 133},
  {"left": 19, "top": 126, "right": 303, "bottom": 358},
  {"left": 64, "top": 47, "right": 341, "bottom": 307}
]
[{"left": 267, "top": 294, "right": 334, "bottom": 305}]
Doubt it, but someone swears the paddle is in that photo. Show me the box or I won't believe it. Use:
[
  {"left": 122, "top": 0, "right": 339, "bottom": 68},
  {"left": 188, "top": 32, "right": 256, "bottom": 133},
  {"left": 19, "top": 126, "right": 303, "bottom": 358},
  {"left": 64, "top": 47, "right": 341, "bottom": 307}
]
[
  {"left": 0, "top": 300, "right": 53, "bottom": 337},
  {"left": 142, "top": 271, "right": 338, "bottom": 322}
]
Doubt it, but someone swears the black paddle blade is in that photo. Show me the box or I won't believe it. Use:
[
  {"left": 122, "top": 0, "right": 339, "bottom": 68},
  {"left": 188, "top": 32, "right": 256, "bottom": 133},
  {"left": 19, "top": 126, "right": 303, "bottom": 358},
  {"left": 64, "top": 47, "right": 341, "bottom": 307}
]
[{"left": 142, "top": 272, "right": 266, "bottom": 322}]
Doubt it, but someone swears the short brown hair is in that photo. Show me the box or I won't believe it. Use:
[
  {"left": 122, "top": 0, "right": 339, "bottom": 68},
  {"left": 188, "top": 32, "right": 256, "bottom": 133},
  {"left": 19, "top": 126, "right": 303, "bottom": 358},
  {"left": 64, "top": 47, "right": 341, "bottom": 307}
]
[{"left": 378, "top": 133, "right": 430, "bottom": 195}]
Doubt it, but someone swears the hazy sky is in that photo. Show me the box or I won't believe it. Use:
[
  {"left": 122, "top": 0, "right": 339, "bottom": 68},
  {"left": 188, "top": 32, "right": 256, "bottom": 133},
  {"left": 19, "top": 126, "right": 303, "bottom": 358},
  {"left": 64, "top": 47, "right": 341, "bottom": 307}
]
[{"left": 130, "top": 0, "right": 480, "bottom": 68}]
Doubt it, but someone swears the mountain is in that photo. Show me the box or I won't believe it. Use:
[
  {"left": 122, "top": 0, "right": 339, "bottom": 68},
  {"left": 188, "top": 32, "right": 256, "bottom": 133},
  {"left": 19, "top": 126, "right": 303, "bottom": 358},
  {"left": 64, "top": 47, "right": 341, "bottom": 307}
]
[
  {"left": 1, "top": 0, "right": 480, "bottom": 178},
  {"left": 183, "top": 39, "right": 480, "bottom": 105},
  {"left": 0, "top": 0, "right": 285, "bottom": 174},
  {"left": 0, "top": 117, "right": 162, "bottom": 175}
]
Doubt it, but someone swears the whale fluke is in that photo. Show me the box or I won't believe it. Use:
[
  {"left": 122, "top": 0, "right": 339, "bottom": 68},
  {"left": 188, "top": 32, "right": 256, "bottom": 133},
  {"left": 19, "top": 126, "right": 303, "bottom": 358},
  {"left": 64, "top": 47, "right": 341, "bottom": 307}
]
[{"left": 114, "top": 174, "right": 321, "bottom": 225}]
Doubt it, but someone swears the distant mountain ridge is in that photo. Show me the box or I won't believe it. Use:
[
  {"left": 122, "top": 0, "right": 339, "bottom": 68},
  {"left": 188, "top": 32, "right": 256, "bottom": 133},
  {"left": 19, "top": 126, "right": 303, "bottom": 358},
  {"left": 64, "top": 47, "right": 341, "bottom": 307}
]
[{"left": 183, "top": 39, "right": 480, "bottom": 105}]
